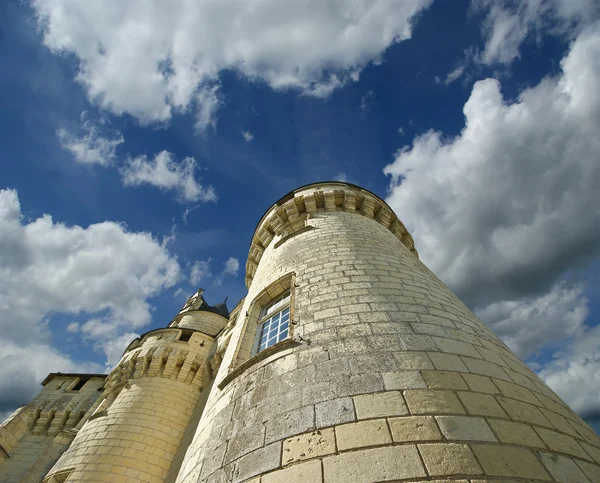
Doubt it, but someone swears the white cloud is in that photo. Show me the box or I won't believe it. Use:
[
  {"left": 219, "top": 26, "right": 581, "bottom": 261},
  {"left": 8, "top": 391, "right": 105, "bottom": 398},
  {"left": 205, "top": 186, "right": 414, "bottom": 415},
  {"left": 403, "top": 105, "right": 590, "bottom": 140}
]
[
  {"left": 444, "top": 65, "right": 466, "bottom": 85},
  {"left": 195, "top": 84, "right": 222, "bottom": 133},
  {"left": 475, "top": 284, "right": 589, "bottom": 359},
  {"left": 385, "top": 23, "right": 600, "bottom": 308},
  {"left": 241, "top": 130, "right": 254, "bottom": 142},
  {"left": 223, "top": 257, "right": 240, "bottom": 277},
  {"left": 100, "top": 332, "right": 140, "bottom": 369},
  {"left": 190, "top": 259, "right": 212, "bottom": 285},
  {"left": 32, "top": 0, "right": 433, "bottom": 126},
  {"left": 333, "top": 173, "right": 350, "bottom": 183},
  {"left": 385, "top": 23, "right": 600, "bottom": 420},
  {"left": 473, "top": 0, "right": 599, "bottom": 66},
  {"left": 57, "top": 112, "right": 123, "bottom": 165},
  {"left": 539, "top": 324, "right": 600, "bottom": 421},
  {"left": 121, "top": 150, "right": 217, "bottom": 203},
  {"left": 0, "top": 188, "right": 182, "bottom": 412}
]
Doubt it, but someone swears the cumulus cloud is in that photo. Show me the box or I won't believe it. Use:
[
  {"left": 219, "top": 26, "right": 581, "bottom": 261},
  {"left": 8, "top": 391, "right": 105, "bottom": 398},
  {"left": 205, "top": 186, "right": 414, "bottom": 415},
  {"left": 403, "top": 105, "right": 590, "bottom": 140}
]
[
  {"left": 214, "top": 257, "right": 240, "bottom": 286},
  {"left": 241, "top": 130, "right": 254, "bottom": 142},
  {"left": 539, "top": 324, "right": 600, "bottom": 421},
  {"left": 190, "top": 259, "right": 212, "bottom": 285},
  {"left": 223, "top": 257, "right": 240, "bottom": 277},
  {"left": 475, "top": 284, "right": 589, "bottom": 360},
  {"left": 385, "top": 23, "right": 600, "bottom": 419},
  {"left": 32, "top": 0, "right": 433, "bottom": 126},
  {"left": 57, "top": 112, "right": 123, "bottom": 165},
  {"left": 121, "top": 151, "right": 217, "bottom": 203},
  {"left": 385, "top": 23, "right": 600, "bottom": 308},
  {"left": 473, "top": 0, "right": 599, "bottom": 65},
  {"left": 0, "top": 188, "right": 181, "bottom": 412}
]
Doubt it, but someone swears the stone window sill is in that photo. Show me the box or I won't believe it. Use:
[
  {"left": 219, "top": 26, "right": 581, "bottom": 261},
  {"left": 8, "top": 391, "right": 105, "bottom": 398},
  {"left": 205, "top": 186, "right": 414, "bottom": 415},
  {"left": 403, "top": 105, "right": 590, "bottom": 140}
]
[{"left": 217, "top": 337, "right": 296, "bottom": 389}]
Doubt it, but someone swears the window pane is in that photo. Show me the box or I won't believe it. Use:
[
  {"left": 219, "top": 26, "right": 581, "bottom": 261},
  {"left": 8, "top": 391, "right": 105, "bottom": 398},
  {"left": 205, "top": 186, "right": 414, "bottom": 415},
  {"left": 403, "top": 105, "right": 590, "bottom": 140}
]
[{"left": 255, "top": 299, "right": 291, "bottom": 354}]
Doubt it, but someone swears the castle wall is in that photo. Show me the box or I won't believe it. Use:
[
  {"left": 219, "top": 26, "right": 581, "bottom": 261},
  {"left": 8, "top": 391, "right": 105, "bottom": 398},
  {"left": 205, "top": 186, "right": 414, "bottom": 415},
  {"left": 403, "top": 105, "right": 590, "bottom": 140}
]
[
  {"left": 176, "top": 186, "right": 600, "bottom": 483},
  {"left": 0, "top": 374, "right": 104, "bottom": 483},
  {"left": 43, "top": 329, "right": 217, "bottom": 483}
]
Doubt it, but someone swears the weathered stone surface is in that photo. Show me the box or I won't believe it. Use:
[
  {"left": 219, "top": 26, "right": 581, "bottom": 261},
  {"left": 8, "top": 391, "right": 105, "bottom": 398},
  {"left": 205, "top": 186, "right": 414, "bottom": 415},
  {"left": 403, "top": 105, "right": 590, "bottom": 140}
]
[
  {"left": 422, "top": 370, "right": 468, "bottom": 390},
  {"left": 282, "top": 428, "right": 336, "bottom": 465},
  {"left": 353, "top": 391, "right": 408, "bottom": 419},
  {"left": 538, "top": 452, "right": 592, "bottom": 483},
  {"left": 389, "top": 416, "right": 442, "bottom": 442},
  {"left": 418, "top": 443, "right": 483, "bottom": 476},
  {"left": 315, "top": 397, "right": 355, "bottom": 427},
  {"left": 471, "top": 444, "right": 552, "bottom": 480},
  {"left": 262, "top": 460, "right": 322, "bottom": 483},
  {"left": 404, "top": 390, "right": 465, "bottom": 415},
  {"left": 323, "top": 445, "right": 426, "bottom": 482},
  {"left": 382, "top": 371, "right": 427, "bottom": 390},
  {"left": 487, "top": 419, "right": 547, "bottom": 448},
  {"left": 436, "top": 416, "right": 497, "bottom": 442},
  {"left": 335, "top": 419, "right": 391, "bottom": 451}
]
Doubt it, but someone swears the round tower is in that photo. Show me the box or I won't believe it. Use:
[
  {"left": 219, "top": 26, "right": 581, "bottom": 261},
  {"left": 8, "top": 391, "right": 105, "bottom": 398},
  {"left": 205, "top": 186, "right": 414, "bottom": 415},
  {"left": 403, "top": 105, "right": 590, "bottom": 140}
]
[
  {"left": 177, "top": 182, "right": 600, "bottom": 483},
  {"left": 43, "top": 291, "right": 229, "bottom": 483}
]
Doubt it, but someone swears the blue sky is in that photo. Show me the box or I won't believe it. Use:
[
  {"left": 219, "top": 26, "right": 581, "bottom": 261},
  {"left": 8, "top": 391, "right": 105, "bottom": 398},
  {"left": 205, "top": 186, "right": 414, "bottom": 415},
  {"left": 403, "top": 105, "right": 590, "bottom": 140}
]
[{"left": 1, "top": 0, "right": 599, "bottom": 432}]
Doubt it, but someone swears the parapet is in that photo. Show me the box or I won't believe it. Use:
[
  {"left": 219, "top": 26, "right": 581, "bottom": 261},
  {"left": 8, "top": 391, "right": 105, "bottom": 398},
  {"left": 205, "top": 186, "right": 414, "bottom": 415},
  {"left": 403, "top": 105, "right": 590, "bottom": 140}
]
[{"left": 245, "top": 182, "right": 418, "bottom": 287}]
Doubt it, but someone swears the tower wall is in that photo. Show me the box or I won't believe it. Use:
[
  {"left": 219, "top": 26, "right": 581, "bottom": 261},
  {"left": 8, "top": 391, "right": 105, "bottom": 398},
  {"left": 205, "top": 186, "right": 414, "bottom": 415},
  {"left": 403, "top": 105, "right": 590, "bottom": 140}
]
[
  {"left": 43, "top": 325, "right": 220, "bottom": 483},
  {"left": 177, "top": 183, "right": 600, "bottom": 483}
]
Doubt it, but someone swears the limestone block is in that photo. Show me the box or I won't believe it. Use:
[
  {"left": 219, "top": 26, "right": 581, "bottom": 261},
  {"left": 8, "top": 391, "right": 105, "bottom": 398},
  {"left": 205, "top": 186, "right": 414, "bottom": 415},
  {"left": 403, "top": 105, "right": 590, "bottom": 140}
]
[
  {"left": 335, "top": 419, "right": 391, "bottom": 451},
  {"left": 435, "top": 416, "right": 497, "bottom": 442},
  {"left": 388, "top": 416, "right": 441, "bottom": 442},
  {"left": 457, "top": 392, "right": 507, "bottom": 418},
  {"left": 393, "top": 352, "right": 433, "bottom": 370},
  {"left": 282, "top": 428, "right": 336, "bottom": 465},
  {"left": 404, "top": 390, "right": 465, "bottom": 415},
  {"left": 427, "top": 352, "right": 468, "bottom": 372},
  {"left": 497, "top": 397, "right": 553, "bottom": 427},
  {"left": 418, "top": 443, "right": 483, "bottom": 476},
  {"left": 534, "top": 427, "right": 591, "bottom": 460},
  {"left": 538, "top": 452, "right": 592, "bottom": 483},
  {"left": 353, "top": 391, "right": 408, "bottom": 419},
  {"left": 471, "top": 444, "right": 552, "bottom": 480},
  {"left": 322, "top": 445, "right": 426, "bottom": 482},
  {"left": 487, "top": 419, "right": 547, "bottom": 448},
  {"left": 231, "top": 442, "right": 281, "bottom": 483},
  {"left": 382, "top": 371, "right": 427, "bottom": 390},
  {"left": 315, "top": 398, "right": 355, "bottom": 427},
  {"left": 576, "top": 459, "right": 600, "bottom": 482},
  {"left": 462, "top": 374, "right": 500, "bottom": 394},
  {"left": 422, "top": 370, "right": 468, "bottom": 390},
  {"left": 262, "top": 460, "right": 322, "bottom": 483}
]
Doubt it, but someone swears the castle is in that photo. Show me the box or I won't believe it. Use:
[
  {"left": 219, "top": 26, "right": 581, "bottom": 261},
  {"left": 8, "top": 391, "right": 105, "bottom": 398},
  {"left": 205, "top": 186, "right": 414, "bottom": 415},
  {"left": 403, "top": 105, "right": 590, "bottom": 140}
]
[{"left": 1, "top": 182, "right": 599, "bottom": 483}]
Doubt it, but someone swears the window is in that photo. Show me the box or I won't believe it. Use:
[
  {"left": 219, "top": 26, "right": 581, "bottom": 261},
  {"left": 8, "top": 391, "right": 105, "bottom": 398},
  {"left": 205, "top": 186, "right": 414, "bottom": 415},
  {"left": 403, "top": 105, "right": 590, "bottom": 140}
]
[
  {"left": 179, "top": 330, "right": 193, "bottom": 342},
  {"left": 70, "top": 377, "right": 89, "bottom": 391},
  {"left": 253, "top": 290, "right": 290, "bottom": 355}
]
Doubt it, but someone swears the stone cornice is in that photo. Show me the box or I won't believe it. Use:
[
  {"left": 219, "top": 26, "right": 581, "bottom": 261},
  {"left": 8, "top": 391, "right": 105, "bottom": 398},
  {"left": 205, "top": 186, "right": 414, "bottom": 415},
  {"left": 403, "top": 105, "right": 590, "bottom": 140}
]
[{"left": 245, "top": 182, "right": 418, "bottom": 287}]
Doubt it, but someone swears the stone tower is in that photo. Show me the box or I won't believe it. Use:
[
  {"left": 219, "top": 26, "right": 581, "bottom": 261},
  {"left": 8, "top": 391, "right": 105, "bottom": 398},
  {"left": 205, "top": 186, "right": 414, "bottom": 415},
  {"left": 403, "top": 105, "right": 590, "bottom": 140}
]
[
  {"left": 2, "top": 181, "right": 599, "bottom": 483},
  {"left": 174, "top": 182, "right": 600, "bottom": 482},
  {"left": 40, "top": 290, "right": 230, "bottom": 482}
]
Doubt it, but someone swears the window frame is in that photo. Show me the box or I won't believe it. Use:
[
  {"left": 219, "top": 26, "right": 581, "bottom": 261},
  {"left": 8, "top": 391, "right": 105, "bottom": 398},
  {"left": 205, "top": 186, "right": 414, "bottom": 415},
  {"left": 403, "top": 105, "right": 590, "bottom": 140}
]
[
  {"left": 219, "top": 272, "right": 296, "bottom": 388},
  {"left": 251, "top": 290, "right": 291, "bottom": 356}
]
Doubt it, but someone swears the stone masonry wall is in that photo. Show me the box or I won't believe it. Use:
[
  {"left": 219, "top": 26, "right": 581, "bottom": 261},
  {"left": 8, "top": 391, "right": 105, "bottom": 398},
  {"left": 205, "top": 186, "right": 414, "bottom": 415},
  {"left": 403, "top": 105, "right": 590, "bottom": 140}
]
[
  {"left": 44, "top": 330, "right": 215, "bottom": 483},
  {"left": 177, "top": 204, "right": 600, "bottom": 483}
]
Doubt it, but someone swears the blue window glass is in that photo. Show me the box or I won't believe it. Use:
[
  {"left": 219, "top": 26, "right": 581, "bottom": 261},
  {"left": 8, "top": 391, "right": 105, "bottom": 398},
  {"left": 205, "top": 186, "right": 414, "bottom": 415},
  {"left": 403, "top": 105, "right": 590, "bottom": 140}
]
[{"left": 255, "top": 304, "right": 290, "bottom": 354}]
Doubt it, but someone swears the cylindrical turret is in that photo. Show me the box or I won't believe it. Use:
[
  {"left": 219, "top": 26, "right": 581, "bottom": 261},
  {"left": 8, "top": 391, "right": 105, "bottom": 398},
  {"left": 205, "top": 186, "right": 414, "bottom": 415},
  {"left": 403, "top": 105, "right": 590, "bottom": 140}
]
[
  {"left": 177, "top": 183, "right": 600, "bottom": 483},
  {"left": 43, "top": 292, "right": 229, "bottom": 483}
]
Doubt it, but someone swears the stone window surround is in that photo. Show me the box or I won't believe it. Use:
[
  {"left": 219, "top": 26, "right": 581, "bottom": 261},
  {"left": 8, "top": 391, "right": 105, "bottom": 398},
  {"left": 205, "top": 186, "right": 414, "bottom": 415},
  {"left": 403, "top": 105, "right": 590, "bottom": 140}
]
[
  {"left": 218, "top": 272, "right": 296, "bottom": 389},
  {"left": 252, "top": 290, "right": 291, "bottom": 356}
]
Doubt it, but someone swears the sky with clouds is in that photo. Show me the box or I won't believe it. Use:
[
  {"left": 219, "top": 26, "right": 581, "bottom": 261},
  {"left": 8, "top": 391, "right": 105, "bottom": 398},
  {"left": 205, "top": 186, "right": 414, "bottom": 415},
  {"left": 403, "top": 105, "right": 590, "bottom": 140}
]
[{"left": 1, "top": 0, "right": 599, "bottom": 432}]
